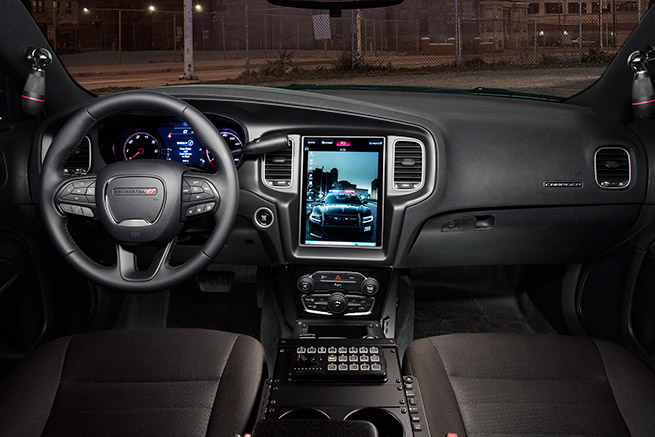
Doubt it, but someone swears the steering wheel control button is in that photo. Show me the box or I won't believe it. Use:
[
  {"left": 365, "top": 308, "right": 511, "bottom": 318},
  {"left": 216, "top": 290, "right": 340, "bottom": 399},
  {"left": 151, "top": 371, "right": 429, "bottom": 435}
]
[
  {"left": 72, "top": 180, "right": 93, "bottom": 188},
  {"left": 185, "top": 202, "right": 216, "bottom": 217},
  {"left": 254, "top": 207, "right": 274, "bottom": 228},
  {"left": 60, "top": 204, "right": 72, "bottom": 213},
  {"left": 361, "top": 277, "right": 380, "bottom": 295},
  {"left": 297, "top": 275, "right": 315, "bottom": 293}
]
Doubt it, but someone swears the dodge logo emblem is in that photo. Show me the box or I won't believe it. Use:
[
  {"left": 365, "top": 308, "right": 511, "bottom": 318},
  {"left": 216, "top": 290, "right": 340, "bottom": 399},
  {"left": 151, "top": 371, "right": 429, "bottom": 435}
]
[{"left": 113, "top": 188, "right": 158, "bottom": 196}]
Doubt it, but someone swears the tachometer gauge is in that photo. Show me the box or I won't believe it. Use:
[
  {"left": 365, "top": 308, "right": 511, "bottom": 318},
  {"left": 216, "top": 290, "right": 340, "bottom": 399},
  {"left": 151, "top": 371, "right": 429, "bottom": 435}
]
[
  {"left": 205, "top": 129, "right": 244, "bottom": 168},
  {"left": 123, "top": 132, "right": 161, "bottom": 160}
]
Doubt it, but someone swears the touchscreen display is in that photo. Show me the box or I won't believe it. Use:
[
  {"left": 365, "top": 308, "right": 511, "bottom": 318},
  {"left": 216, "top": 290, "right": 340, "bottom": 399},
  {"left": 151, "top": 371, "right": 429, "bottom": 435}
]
[{"left": 301, "top": 137, "right": 384, "bottom": 248}]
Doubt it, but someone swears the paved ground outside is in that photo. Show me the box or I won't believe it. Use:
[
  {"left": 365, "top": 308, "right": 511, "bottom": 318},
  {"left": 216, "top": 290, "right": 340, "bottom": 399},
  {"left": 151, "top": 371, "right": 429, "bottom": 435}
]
[{"left": 61, "top": 50, "right": 607, "bottom": 97}]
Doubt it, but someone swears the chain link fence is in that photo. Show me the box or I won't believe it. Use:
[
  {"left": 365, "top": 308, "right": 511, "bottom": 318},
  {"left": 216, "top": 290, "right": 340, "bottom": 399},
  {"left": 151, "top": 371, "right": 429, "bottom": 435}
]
[{"left": 44, "top": 0, "right": 650, "bottom": 76}]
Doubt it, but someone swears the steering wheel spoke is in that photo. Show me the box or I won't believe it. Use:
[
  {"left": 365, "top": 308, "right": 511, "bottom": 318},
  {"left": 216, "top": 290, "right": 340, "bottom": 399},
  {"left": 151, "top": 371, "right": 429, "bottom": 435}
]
[
  {"left": 181, "top": 173, "right": 221, "bottom": 221},
  {"left": 116, "top": 239, "right": 176, "bottom": 282},
  {"left": 55, "top": 175, "right": 98, "bottom": 219}
]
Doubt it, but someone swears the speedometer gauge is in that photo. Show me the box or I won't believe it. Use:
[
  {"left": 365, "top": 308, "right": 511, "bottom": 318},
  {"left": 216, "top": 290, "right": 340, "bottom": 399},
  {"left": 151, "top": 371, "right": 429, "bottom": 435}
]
[
  {"left": 123, "top": 132, "right": 161, "bottom": 160},
  {"left": 205, "top": 129, "right": 244, "bottom": 168}
]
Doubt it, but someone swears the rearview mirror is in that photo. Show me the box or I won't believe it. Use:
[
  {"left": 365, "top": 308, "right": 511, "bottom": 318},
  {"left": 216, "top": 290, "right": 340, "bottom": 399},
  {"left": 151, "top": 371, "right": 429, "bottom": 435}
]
[{"left": 267, "top": 0, "right": 403, "bottom": 10}]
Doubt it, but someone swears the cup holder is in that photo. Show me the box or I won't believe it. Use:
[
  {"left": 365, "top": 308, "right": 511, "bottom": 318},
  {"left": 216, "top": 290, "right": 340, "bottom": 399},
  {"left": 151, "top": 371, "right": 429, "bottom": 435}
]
[
  {"left": 345, "top": 408, "right": 403, "bottom": 437},
  {"left": 278, "top": 408, "right": 331, "bottom": 420}
]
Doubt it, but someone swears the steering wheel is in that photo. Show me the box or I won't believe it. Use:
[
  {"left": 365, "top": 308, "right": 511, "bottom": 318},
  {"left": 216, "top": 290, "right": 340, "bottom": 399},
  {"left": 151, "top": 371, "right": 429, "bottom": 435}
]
[{"left": 39, "top": 91, "right": 239, "bottom": 292}]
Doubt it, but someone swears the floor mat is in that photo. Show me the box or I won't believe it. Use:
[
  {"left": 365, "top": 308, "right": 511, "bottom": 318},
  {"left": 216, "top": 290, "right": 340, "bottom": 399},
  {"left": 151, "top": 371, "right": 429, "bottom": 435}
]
[
  {"left": 414, "top": 294, "right": 555, "bottom": 339},
  {"left": 167, "top": 279, "right": 261, "bottom": 340},
  {"left": 412, "top": 266, "right": 556, "bottom": 339}
]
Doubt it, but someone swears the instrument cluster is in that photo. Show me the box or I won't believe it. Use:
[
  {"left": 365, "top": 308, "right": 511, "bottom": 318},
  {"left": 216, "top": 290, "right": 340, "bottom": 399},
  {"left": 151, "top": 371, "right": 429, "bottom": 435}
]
[{"left": 99, "top": 114, "right": 245, "bottom": 171}]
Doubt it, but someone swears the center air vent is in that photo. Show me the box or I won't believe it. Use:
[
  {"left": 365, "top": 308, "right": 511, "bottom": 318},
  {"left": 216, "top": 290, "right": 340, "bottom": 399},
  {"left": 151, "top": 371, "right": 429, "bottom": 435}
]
[
  {"left": 63, "top": 136, "right": 91, "bottom": 176},
  {"left": 393, "top": 140, "right": 424, "bottom": 190},
  {"left": 595, "top": 147, "right": 631, "bottom": 189},
  {"left": 264, "top": 148, "right": 293, "bottom": 188}
]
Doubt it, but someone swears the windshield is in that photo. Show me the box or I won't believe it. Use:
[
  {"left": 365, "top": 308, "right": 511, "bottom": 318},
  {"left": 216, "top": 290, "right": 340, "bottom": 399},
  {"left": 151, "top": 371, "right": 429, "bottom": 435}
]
[
  {"left": 30, "top": 0, "right": 647, "bottom": 97},
  {"left": 323, "top": 194, "right": 363, "bottom": 204}
]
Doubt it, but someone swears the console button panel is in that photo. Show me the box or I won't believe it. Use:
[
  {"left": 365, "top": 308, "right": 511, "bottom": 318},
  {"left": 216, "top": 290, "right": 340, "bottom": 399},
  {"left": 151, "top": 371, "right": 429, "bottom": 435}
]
[
  {"left": 302, "top": 294, "right": 375, "bottom": 316},
  {"left": 296, "top": 270, "right": 379, "bottom": 316},
  {"left": 290, "top": 342, "right": 387, "bottom": 381}
]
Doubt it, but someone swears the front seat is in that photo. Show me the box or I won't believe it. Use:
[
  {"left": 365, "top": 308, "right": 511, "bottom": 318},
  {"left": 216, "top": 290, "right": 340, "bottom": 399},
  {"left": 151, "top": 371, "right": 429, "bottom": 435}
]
[
  {"left": 0, "top": 328, "right": 265, "bottom": 437},
  {"left": 404, "top": 333, "right": 655, "bottom": 437}
]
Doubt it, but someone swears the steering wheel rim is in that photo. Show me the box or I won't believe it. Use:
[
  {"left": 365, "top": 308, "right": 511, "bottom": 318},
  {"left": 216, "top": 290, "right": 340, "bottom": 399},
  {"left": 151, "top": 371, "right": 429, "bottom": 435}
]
[{"left": 39, "top": 91, "right": 239, "bottom": 292}]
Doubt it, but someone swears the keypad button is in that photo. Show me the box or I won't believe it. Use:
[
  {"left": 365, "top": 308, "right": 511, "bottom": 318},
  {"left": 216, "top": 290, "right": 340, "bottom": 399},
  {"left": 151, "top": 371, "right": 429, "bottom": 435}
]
[
  {"left": 371, "top": 363, "right": 382, "bottom": 371},
  {"left": 338, "top": 347, "right": 347, "bottom": 354},
  {"left": 327, "top": 355, "right": 337, "bottom": 362},
  {"left": 349, "top": 346, "right": 358, "bottom": 354},
  {"left": 327, "top": 363, "right": 337, "bottom": 371},
  {"left": 349, "top": 355, "right": 358, "bottom": 362},
  {"left": 307, "top": 347, "right": 316, "bottom": 354},
  {"left": 338, "top": 363, "right": 348, "bottom": 371},
  {"left": 371, "top": 355, "right": 380, "bottom": 362},
  {"left": 360, "top": 363, "right": 370, "bottom": 371},
  {"left": 328, "top": 347, "right": 337, "bottom": 354},
  {"left": 359, "top": 355, "right": 369, "bottom": 362},
  {"left": 296, "top": 347, "right": 306, "bottom": 354},
  {"left": 359, "top": 346, "right": 368, "bottom": 354},
  {"left": 317, "top": 346, "right": 326, "bottom": 354},
  {"left": 349, "top": 363, "right": 359, "bottom": 371},
  {"left": 370, "top": 346, "right": 379, "bottom": 354},
  {"left": 338, "top": 355, "right": 348, "bottom": 362}
]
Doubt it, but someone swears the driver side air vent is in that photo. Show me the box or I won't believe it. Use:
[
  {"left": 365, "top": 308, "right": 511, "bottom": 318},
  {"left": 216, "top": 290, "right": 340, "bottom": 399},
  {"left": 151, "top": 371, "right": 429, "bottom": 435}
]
[
  {"left": 63, "top": 136, "right": 91, "bottom": 176},
  {"left": 393, "top": 140, "right": 424, "bottom": 190},
  {"left": 595, "top": 147, "right": 631, "bottom": 189},
  {"left": 264, "top": 148, "right": 293, "bottom": 188}
]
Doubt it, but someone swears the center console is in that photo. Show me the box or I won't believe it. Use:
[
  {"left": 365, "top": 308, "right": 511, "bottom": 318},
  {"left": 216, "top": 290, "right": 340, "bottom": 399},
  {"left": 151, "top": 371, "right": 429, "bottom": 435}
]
[{"left": 255, "top": 338, "right": 430, "bottom": 436}]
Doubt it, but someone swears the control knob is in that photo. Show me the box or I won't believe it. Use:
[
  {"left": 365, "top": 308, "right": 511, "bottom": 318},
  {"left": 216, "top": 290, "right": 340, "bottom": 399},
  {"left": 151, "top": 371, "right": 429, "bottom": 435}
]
[
  {"left": 297, "top": 275, "right": 315, "bottom": 293},
  {"left": 361, "top": 277, "right": 379, "bottom": 296},
  {"left": 327, "top": 293, "right": 347, "bottom": 314}
]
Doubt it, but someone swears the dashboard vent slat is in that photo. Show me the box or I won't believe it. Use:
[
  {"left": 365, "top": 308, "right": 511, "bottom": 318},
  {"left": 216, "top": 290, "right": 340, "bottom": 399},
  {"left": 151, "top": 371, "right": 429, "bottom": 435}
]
[
  {"left": 393, "top": 140, "right": 423, "bottom": 190},
  {"left": 595, "top": 147, "right": 631, "bottom": 189},
  {"left": 264, "top": 148, "right": 292, "bottom": 188},
  {"left": 63, "top": 137, "right": 91, "bottom": 176}
]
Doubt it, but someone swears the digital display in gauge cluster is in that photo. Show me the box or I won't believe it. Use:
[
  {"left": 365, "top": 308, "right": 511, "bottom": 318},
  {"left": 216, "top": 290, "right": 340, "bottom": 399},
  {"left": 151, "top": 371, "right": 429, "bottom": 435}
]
[{"left": 156, "top": 122, "right": 243, "bottom": 170}]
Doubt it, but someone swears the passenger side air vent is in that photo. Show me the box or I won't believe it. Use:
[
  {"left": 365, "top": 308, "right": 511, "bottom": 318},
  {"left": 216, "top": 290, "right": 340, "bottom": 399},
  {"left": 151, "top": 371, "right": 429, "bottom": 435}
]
[
  {"left": 595, "top": 147, "right": 631, "bottom": 189},
  {"left": 393, "top": 140, "right": 424, "bottom": 190},
  {"left": 63, "top": 136, "right": 91, "bottom": 176},
  {"left": 264, "top": 148, "right": 293, "bottom": 188}
]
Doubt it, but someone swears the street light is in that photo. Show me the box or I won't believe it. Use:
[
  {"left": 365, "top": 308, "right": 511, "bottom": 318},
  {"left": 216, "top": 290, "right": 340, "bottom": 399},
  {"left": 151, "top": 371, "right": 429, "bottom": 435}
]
[
  {"left": 148, "top": 5, "right": 156, "bottom": 12},
  {"left": 83, "top": 7, "right": 90, "bottom": 13},
  {"left": 195, "top": 4, "right": 202, "bottom": 12}
]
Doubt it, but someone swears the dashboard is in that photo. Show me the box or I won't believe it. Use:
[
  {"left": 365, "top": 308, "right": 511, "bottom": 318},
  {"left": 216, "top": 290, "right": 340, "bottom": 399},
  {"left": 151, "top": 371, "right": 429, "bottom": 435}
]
[{"left": 36, "top": 85, "right": 649, "bottom": 270}]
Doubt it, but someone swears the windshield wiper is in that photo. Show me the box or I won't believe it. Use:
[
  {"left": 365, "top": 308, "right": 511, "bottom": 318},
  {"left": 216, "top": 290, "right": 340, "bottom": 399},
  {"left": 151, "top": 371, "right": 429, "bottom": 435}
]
[{"left": 280, "top": 84, "right": 564, "bottom": 102}]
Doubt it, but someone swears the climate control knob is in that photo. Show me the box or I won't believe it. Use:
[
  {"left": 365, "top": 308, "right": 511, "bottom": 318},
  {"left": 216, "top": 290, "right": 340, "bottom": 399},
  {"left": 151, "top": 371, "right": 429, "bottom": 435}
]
[
  {"left": 327, "top": 293, "right": 347, "bottom": 314},
  {"left": 297, "top": 275, "right": 315, "bottom": 293},
  {"left": 361, "top": 277, "right": 379, "bottom": 296}
]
